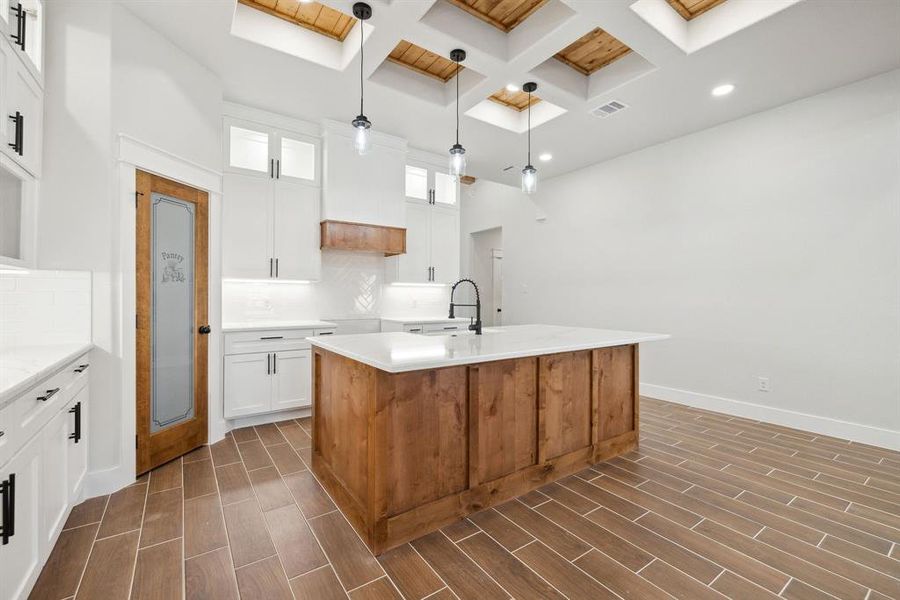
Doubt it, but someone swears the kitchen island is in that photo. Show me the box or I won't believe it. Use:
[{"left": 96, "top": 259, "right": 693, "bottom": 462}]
[{"left": 307, "top": 324, "right": 668, "bottom": 554}]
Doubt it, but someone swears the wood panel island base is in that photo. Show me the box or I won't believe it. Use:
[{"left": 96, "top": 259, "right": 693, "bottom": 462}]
[{"left": 308, "top": 325, "right": 669, "bottom": 555}]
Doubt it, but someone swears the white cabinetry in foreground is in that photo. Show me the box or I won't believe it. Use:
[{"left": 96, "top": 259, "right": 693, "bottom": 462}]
[{"left": 0, "top": 352, "right": 90, "bottom": 600}]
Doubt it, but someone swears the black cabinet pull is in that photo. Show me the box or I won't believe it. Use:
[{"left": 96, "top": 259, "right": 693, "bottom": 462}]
[
  {"left": 37, "top": 387, "right": 60, "bottom": 402},
  {"left": 1, "top": 473, "right": 15, "bottom": 545},
  {"left": 273, "top": 353, "right": 277, "bottom": 375},
  {"left": 317, "top": 331, "right": 334, "bottom": 336},
  {"left": 10, "top": 3, "right": 24, "bottom": 51},
  {"left": 275, "top": 258, "right": 279, "bottom": 278},
  {"left": 74, "top": 363, "right": 90, "bottom": 373},
  {"left": 276, "top": 159, "right": 280, "bottom": 179},
  {"left": 270, "top": 158, "right": 274, "bottom": 178},
  {"left": 260, "top": 335, "right": 283, "bottom": 340},
  {"left": 68, "top": 402, "right": 82, "bottom": 443},
  {"left": 8, "top": 112, "right": 23, "bottom": 156},
  {"left": 267, "top": 353, "right": 271, "bottom": 375}
]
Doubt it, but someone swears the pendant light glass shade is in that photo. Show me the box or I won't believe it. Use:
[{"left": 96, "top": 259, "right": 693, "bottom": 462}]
[
  {"left": 449, "top": 144, "right": 466, "bottom": 178},
  {"left": 352, "top": 115, "right": 371, "bottom": 155},
  {"left": 448, "top": 49, "right": 467, "bottom": 179},
  {"left": 350, "top": 3, "right": 372, "bottom": 156},
  {"left": 521, "top": 82, "right": 538, "bottom": 195},
  {"left": 522, "top": 164, "right": 537, "bottom": 194}
]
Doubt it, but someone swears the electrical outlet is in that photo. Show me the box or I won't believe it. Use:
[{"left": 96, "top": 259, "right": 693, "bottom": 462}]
[{"left": 758, "top": 377, "right": 771, "bottom": 392}]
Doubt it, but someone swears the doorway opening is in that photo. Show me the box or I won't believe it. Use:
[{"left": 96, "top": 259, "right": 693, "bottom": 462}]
[{"left": 470, "top": 227, "right": 503, "bottom": 327}]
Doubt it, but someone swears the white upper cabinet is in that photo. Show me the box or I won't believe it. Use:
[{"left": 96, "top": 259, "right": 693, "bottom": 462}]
[
  {"left": 321, "top": 119, "right": 406, "bottom": 228},
  {"left": 273, "top": 181, "right": 320, "bottom": 281},
  {"left": 222, "top": 109, "right": 322, "bottom": 281},
  {"left": 225, "top": 117, "right": 319, "bottom": 185},
  {"left": 222, "top": 173, "right": 273, "bottom": 279},
  {"left": 1, "top": 34, "right": 42, "bottom": 177},
  {"left": 3, "top": 0, "right": 43, "bottom": 84},
  {"left": 386, "top": 156, "right": 460, "bottom": 284}
]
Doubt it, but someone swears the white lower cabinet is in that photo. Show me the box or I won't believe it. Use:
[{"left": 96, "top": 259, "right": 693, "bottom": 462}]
[
  {"left": 224, "top": 352, "right": 272, "bottom": 418},
  {"left": 0, "top": 433, "right": 42, "bottom": 600},
  {"left": 40, "top": 407, "right": 68, "bottom": 551},
  {"left": 0, "top": 353, "right": 90, "bottom": 600},
  {"left": 223, "top": 329, "right": 329, "bottom": 419},
  {"left": 271, "top": 350, "right": 310, "bottom": 411}
]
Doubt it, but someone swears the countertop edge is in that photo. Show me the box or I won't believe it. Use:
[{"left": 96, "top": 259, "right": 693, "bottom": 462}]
[
  {"left": 222, "top": 321, "right": 338, "bottom": 333},
  {"left": 308, "top": 334, "right": 670, "bottom": 373},
  {"left": 0, "top": 342, "right": 95, "bottom": 409}
]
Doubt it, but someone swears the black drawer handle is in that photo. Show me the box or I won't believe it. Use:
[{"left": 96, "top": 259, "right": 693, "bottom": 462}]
[
  {"left": 317, "top": 331, "right": 334, "bottom": 336},
  {"left": 10, "top": 3, "right": 24, "bottom": 51},
  {"left": 68, "top": 401, "right": 82, "bottom": 443},
  {"left": 1, "top": 473, "right": 15, "bottom": 545},
  {"left": 74, "top": 364, "right": 90, "bottom": 373},
  {"left": 443, "top": 326, "right": 458, "bottom": 330},
  {"left": 408, "top": 328, "right": 422, "bottom": 333},
  {"left": 260, "top": 336, "right": 283, "bottom": 340},
  {"left": 37, "top": 387, "right": 60, "bottom": 402},
  {"left": 7, "top": 112, "right": 23, "bottom": 156}
]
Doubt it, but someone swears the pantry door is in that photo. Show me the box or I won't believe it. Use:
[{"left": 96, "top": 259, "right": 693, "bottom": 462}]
[{"left": 136, "top": 170, "right": 209, "bottom": 474}]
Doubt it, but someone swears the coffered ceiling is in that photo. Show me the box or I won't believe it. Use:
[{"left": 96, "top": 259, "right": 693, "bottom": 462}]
[
  {"left": 387, "top": 41, "right": 462, "bottom": 82},
  {"left": 488, "top": 88, "right": 541, "bottom": 112},
  {"left": 117, "top": 0, "right": 900, "bottom": 187},
  {"left": 444, "top": 0, "right": 548, "bottom": 32},
  {"left": 665, "top": 0, "right": 728, "bottom": 21},
  {"left": 554, "top": 27, "right": 631, "bottom": 76},
  {"left": 237, "top": 0, "right": 355, "bottom": 41}
]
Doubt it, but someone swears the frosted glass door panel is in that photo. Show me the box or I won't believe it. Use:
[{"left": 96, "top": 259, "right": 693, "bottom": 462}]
[
  {"left": 433, "top": 171, "right": 458, "bottom": 205},
  {"left": 405, "top": 165, "right": 428, "bottom": 201},
  {"left": 151, "top": 193, "right": 195, "bottom": 433},
  {"left": 280, "top": 137, "right": 315, "bottom": 181},
  {"left": 229, "top": 126, "right": 269, "bottom": 173}
]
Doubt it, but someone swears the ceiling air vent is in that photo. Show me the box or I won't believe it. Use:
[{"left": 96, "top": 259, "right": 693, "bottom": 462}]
[{"left": 591, "top": 100, "right": 628, "bottom": 118}]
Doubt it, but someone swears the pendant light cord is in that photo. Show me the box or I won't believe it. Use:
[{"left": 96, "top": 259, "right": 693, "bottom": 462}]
[
  {"left": 359, "top": 23, "right": 364, "bottom": 115},
  {"left": 455, "top": 60, "right": 460, "bottom": 145},
  {"left": 527, "top": 90, "right": 532, "bottom": 165}
]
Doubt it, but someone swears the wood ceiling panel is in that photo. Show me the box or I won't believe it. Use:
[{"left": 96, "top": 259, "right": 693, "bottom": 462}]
[
  {"left": 487, "top": 88, "right": 541, "bottom": 112},
  {"left": 554, "top": 28, "right": 632, "bottom": 76},
  {"left": 386, "top": 41, "right": 463, "bottom": 82},
  {"left": 666, "top": 0, "right": 728, "bottom": 20},
  {"left": 445, "top": 0, "right": 548, "bottom": 32},
  {"left": 238, "top": 0, "right": 356, "bottom": 41}
]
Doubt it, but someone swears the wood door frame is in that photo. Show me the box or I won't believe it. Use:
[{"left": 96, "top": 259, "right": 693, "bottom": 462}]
[{"left": 136, "top": 169, "right": 209, "bottom": 474}]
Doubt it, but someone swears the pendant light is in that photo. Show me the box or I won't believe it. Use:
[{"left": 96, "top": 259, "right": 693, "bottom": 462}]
[
  {"left": 448, "top": 48, "right": 467, "bottom": 179},
  {"left": 521, "top": 82, "right": 537, "bottom": 194},
  {"left": 351, "top": 2, "right": 373, "bottom": 155}
]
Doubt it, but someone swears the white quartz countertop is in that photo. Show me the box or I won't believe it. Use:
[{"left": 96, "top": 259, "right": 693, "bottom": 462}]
[
  {"left": 0, "top": 343, "right": 94, "bottom": 409},
  {"left": 380, "top": 316, "right": 467, "bottom": 324},
  {"left": 222, "top": 320, "right": 337, "bottom": 333},
  {"left": 307, "top": 324, "right": 669, "bottom": 373}
]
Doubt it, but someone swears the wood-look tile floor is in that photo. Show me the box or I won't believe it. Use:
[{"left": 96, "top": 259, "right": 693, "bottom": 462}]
[{"left": 29, "top": 398, "right": 900, "bottom": 599}]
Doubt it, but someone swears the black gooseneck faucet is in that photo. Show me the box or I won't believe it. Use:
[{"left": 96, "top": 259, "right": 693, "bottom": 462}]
[{"left": 448, "top": 278, "right": 482, "bottom": 335}]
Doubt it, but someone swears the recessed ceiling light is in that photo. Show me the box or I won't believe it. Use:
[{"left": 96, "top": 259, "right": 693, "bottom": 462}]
[
  {"left": 711, "top": 83, "right": 735, "bottom": 97},
  {"left": 506, "top": 83, "right": 520, "bottom": 93},
  {"left": 539, "top": 153, "right": 552, "bottom": 162}
]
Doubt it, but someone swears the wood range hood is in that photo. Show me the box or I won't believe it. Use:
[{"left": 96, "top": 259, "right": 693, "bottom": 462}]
[{"left": 320, "top": 220, "right": 406, "bottom": 256}]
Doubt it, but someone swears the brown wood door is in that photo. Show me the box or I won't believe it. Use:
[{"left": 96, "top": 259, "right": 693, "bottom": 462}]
[{"left": 136, "top": 170, "right": 209, "bottom": 474}]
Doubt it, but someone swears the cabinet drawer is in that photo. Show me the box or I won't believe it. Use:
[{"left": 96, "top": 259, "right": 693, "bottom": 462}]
[
  {"left": 10, "top": 353, "right": 89, "bottom": 459},
  {"left": 224, "top": 329, "right": 314, "bottom": 355},
  {"left": 423, "top": 323, "right": 464, "bottom": 334}
]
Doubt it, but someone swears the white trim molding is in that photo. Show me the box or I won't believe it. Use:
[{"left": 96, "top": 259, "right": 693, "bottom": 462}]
[
  {"left": 641, "top": 383, "right": 900, "bottom": 452},
  {"left": 118, "top": 135, "right": 223, "bottom": 194}
]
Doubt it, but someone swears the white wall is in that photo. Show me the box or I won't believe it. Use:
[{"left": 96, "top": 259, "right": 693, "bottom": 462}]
[
  {"left": 462, "top": 69, "right": 900, "bottom": 448},
  {"left": 0, "top": 270, "right": 91, "bottom": 349},
  {"left": 39, "top": 2, "right": 225, "bottom": 494}
]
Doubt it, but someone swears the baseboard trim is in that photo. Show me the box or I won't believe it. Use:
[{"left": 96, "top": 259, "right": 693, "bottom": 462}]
[
  {"left": 84, "top": 464, "right": 135, "bottom": 499},
  {"left": 640, "top": 383, "right": 900, "bottom": 452}
]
